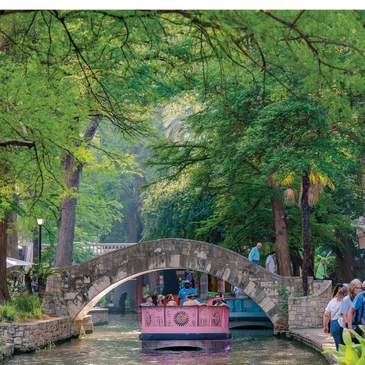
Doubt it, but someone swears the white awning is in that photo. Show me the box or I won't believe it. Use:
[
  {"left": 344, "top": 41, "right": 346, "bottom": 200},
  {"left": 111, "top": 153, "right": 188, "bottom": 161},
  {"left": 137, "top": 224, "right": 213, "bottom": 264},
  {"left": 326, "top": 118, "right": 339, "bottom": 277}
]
[{"left": 6, "top": 257, "right": 33, "bottom": 268}]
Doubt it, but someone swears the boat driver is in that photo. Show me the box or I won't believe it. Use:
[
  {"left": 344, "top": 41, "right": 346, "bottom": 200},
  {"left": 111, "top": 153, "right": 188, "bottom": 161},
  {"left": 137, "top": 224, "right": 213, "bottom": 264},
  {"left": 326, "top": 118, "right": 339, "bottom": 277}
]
[{"left": 177, "top": 280, "right": 197, "bottom": 305}]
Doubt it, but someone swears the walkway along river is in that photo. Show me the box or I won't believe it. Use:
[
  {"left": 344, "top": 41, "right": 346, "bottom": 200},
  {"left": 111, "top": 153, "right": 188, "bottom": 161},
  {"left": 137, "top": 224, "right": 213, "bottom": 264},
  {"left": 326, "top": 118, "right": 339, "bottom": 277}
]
[{"left": 5, "top": 314, "right": 328, "bottom": 364}]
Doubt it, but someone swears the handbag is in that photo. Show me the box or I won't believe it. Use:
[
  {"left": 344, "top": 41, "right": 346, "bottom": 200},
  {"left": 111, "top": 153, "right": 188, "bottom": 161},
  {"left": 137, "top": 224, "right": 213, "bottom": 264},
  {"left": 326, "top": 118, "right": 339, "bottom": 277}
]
[{"left": 328, "top": 321, "right": 332, "bottom": 337}]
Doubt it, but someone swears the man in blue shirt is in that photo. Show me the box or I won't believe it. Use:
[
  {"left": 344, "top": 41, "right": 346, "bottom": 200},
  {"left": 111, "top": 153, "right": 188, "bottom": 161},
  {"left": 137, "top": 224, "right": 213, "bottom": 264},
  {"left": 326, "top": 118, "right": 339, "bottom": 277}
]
[
  {"left": 248, "top": 242, "right": 263, "bottom": 265},
  {"left": 178, "top": 280, "right": 197, "bottom": 305}
]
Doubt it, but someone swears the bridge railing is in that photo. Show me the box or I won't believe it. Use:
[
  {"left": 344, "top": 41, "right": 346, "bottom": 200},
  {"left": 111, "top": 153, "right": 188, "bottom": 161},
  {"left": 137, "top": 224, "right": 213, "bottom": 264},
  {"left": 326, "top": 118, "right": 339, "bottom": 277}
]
[
  {"left": 141, "top": 305, "right": 229, "bottom": 334},
  {"left": 41, "top": 243, "right": 137, "bottom": 254},
  {"left": 87, "top": 243, "right": 137, "bottom": 253}
]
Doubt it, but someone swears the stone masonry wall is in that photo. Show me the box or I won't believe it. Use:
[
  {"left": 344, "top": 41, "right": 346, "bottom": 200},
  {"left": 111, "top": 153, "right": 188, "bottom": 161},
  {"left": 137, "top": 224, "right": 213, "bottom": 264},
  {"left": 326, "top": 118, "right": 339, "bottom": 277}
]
[
  {"left": 0, "top": 317, "right": 72, "bottom": 353},
  {"left": 87, "top": 308, "right": 108, "bottom": 325},
  {"left": 0, "top": 315, "right": 93, "bottom": 354},
  {"left": 288, "top": 280, "right": 332, "bottom": 329}
]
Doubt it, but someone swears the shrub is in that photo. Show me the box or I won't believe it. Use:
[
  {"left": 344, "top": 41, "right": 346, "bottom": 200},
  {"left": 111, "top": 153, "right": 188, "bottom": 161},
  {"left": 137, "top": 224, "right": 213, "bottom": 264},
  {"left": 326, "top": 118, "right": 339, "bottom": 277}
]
[
  {"left": 1, "top": 303, "right": 17, "bottom": 321},
  {"left": 0, "top": 295, "right": 43, "bottom": 322},
  {"left": 323, "top": 325, "right": 365, "bottom": 364},
  {"left": 13, "top": 295, "right": 42, "bottom": 313}
]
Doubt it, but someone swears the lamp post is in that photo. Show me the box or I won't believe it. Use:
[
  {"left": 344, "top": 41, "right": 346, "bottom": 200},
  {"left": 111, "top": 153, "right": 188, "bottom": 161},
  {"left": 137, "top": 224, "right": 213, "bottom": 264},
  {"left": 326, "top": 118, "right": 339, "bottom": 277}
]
[{"left": 37, "top": 218, "right": 44, "bottom": 263}]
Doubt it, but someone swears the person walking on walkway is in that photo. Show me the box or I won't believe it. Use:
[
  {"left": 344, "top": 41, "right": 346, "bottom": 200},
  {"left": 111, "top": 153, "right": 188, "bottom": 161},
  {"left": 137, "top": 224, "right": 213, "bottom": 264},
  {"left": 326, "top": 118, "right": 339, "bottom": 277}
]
[
  {"left": 265, "top": 251, "right": 276, "bottom": 273},
  {"left": 248, "top": 242, "right": 262, "bottom": 265},
  {"left": 323, "top": 286, "right": 348, "bottom": 350},
  {"left": 347, "top": 282, "right": 365, "bottom": 341},
  {"left": 338, "top": 278, "right": 363, "bottom": 343},
  {"left": 315, "top": 258, "right": 329, "bottom": 280},
  {"left": 331, "top": 283, "right": 344, "bottom": 299}
]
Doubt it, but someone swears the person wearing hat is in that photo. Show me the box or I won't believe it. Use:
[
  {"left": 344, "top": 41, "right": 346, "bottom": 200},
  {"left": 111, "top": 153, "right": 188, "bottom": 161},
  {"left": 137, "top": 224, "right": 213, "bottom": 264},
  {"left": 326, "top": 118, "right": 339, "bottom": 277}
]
[
  {"left": 157, "top": 294, "right": 165, "bottom": 306},
  {"left": 178, "top": 279, "right": 197, "bottom": 305},
  {"left": 139, "top": 294, "right": 156, "bottom": 308},
  {"left": 183, "top": 293, "right": 206, "bottom": 306},
  {"left": 315, "top": 258, "right": 329, "bottom": 280},
  {"left": 166, "top": 294, "right": 177, "bottom": 306}
]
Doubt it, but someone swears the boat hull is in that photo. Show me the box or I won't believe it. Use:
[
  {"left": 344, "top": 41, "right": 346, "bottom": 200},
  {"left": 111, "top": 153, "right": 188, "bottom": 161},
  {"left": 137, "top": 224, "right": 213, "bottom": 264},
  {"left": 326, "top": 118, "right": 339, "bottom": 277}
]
[{"left": 141, "top": 338, "right": 231, "bottom": 351}]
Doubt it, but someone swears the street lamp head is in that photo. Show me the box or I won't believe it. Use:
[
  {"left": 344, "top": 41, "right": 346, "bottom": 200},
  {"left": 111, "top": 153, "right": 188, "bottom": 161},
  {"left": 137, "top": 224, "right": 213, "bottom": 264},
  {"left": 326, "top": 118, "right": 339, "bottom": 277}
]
[{"left": 37, "top": 218, "right": 44, "bottom": 226}]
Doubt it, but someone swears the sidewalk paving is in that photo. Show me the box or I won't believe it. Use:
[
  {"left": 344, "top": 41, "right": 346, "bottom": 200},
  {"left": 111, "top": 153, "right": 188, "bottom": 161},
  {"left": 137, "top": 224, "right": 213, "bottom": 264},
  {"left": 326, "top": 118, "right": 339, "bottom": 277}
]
[{"left": 289, "top": 328, "right": 338, "bottom": 364}]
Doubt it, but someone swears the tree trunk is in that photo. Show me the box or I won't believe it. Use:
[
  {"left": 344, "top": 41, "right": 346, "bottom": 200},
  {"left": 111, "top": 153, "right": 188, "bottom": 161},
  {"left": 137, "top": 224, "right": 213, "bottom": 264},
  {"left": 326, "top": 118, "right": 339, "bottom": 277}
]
[
  {"left": 38, "top": 276, "right": 46, "bottom": 300},
  {"left": 301, "top": 171, "right": 311, "bottom": 296},
  {"left": 290, "top": 248, "right": 302, "bottom": 277},
  {"left": 24, "top": 274, "right": 32, "bottom": 294},
  {"left": 200, "top": 273, "right": 208, "bottom": 299},
  {"left": 217, "top": 279, "right": 225, "bottom": 294},
  {"left": 0, "top": 216, "right": 11, "bottom": 303},
  {"left": 334, "top": 236, "right": 355, "bottom": 283},
  {"left": 7, "top": 210, "right": 18, "bottom": 259},
  {"left": 54, "top": 117, "right": 99, "bottom": 267},
  {"left": 147, "top": 272, "right": 159, "bottom": 292},
  {"left": 54, "top": 153, "right": 82, "bottom": 267},
  {"left": 268, "top": 178, "right": 292, "bottom": 276},
  {"left": 33, "top": 226, "right": 39, "bottom": 262}
]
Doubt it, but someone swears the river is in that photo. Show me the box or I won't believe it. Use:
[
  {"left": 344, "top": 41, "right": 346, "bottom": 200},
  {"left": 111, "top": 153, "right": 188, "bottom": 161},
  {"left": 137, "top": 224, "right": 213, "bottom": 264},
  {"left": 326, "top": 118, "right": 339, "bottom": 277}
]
[{"left": 6, "top": 314, "right": 327, "bottom": 364}]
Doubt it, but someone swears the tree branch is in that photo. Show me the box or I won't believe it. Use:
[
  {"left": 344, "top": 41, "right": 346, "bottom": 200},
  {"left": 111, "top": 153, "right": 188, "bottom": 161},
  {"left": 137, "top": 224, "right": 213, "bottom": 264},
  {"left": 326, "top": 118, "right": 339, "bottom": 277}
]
[{"left": 0, "top": 139, "right": 34, "bottom": 148}]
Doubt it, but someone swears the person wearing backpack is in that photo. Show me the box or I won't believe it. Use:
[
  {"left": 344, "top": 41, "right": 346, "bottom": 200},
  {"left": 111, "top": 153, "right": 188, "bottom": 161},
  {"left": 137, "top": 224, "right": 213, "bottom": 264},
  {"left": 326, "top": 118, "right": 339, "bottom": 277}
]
[{"left": 347, "top": 283, "right": 365, "bottom": 341}]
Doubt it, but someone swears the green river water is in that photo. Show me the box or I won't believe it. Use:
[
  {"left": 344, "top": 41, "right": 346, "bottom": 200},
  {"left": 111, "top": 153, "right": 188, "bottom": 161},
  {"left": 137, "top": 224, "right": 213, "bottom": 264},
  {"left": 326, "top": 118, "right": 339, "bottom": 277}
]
[{"left": 6, "top": 314, "right": 328, "bottom": 365}]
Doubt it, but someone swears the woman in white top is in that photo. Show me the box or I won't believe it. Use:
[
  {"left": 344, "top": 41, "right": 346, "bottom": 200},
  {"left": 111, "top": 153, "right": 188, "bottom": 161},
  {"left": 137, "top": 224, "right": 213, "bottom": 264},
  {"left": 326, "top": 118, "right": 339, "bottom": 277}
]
[{"left": 323, "top": 286, "right": 348, "bottom": 350}]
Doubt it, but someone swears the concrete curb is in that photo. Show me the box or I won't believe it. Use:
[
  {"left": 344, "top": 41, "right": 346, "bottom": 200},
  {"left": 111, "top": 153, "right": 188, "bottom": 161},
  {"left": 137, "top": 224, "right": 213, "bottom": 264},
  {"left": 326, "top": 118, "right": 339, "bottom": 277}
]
[{"left": 285, "top": 328, "right": 338, "bottom": 364}]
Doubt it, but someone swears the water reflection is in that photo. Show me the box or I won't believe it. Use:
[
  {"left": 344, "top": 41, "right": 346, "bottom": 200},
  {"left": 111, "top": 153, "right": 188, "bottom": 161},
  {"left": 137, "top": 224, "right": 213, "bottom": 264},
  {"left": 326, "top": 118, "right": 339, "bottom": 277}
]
[{"left": 6, "top": 314, "right": 327, "bottom": 364}]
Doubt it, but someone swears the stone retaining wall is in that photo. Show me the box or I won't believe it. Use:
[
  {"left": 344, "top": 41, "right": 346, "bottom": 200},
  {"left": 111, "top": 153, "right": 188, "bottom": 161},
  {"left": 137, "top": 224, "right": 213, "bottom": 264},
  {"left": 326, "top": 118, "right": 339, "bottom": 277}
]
[
  {"left": 0, "top": 343, "right": 13, "bottom": 362},
  {"left": 87, "top": 308, "right": 108, "bottom": 325},
  {"left": 0, "top": 315, "right": 93, "bottom": 355},
  {"left": 0, "top": 317, "right": 72, "bottom": 353},
  {"left": 288, "top": 280, "right": 332, "bottom": 329}
]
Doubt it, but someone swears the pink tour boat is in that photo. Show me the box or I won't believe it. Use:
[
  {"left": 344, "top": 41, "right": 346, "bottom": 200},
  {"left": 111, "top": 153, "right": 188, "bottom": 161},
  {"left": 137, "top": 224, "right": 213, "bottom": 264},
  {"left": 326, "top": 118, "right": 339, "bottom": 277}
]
[{"left": 140, "top": 305, "right": 231, "bottom": 351}]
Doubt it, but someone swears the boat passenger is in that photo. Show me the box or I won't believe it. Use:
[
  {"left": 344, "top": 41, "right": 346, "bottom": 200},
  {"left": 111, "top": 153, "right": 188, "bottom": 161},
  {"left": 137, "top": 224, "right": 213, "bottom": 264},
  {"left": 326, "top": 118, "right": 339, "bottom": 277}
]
[
  {"left": 151, "top": 292, "right": 158, "bottom": 306},
  {"left": 178, "top": 280, "right": 197, "bottom": 305},
  {"left": 139, "top": 294, "right": 156, "bottom": 308},
  {"left": 183, "top": 293, "right": 206, "bottom": 306},
  {"left": 166, "top": 294, "right": 177, "bottom": 306},
  {"left": 157, "top": 294, "right": 165, "bottom": 306},
  {"left": 213, "top": 292, "right": 228, "bottom": 307}
]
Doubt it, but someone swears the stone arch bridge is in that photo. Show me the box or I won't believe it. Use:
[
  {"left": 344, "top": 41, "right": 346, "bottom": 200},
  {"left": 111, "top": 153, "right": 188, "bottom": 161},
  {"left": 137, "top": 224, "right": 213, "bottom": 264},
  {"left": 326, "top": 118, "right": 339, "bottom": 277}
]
[{"left": 43, "top": 239, "right": 331, "bottom": 331}]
